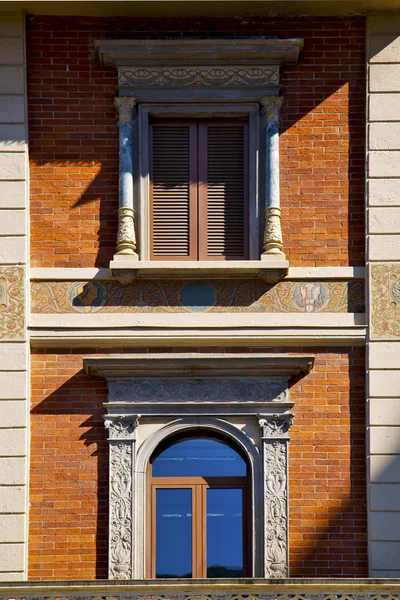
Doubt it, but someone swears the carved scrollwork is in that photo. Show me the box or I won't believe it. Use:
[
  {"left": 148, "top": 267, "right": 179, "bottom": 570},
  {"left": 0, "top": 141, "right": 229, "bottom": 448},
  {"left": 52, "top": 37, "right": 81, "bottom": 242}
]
[
  {"left": 263, "top": 440, "right": 288, "bottom": 578},
  {"left": 260, "top": 95, "right": 284, "bottom": 124},
  {"left": 104, "top": 415, "right": 140, "bottom": 440},
  {"left": 114, "top": 97, "right": 137, "bottom": 124},
  {"left": 118, "top": 66, "right": 279, "bottom": 87},
  {"left": 258, "top": 414, "right": 293, "bottom": 438},
  {"left": 108, "top": 378, "right": 289, "bottom": 404},
  {"left": 109, "top": 441, "right": 133, "bottom": 579}
]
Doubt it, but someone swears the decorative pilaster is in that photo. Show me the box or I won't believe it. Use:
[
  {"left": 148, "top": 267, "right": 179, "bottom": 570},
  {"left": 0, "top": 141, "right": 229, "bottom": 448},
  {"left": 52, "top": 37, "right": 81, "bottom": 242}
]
[
  {"left": 104, "top": 414, "right": 140, "bottom": 579},
  {"left": 258, "top": 413, "right": 293, "bottom": 578},
  {"left": 260, "top": 96, "right": 285, "bottom": 261},
  {"left": 114, "top": 97, "right": 138, "bottom": 259}
]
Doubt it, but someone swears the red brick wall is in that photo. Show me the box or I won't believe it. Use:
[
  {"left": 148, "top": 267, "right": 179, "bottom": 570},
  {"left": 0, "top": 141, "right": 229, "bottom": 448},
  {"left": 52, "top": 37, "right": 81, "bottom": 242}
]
[
  {"left": 29, "top": 346, "right": 367, "bottom": 579},
  {"left": 27, "top": 16, "right": 365, "bottom": 268}
]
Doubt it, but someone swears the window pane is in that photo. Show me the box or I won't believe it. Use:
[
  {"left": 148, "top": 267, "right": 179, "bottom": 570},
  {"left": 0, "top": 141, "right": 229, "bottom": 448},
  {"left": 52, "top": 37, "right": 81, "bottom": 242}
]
[
  {"left": 156, "top": 488, "right": 192, "bottom": 578},
  {"left": 206, "top": 488, "right": 243, "bottom": 577},
  {"left": 152, "top": 438, "right": 246, "bottom": 477}
]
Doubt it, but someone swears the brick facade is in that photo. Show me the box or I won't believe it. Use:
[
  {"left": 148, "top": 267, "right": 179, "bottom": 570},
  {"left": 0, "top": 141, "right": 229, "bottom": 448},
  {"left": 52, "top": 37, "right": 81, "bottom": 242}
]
[
  {"left": 27, "top": 16, "right": 365, "bottom": 268},
  {"left": 29, "top": 347, "right": 367, "bottom": 579}
]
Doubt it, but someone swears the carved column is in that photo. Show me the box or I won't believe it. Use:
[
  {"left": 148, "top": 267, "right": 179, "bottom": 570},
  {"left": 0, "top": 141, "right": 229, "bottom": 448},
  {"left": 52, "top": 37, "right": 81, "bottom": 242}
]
[
  {"left": 258, "top": 413, "right": 293, "bottom": 578},
  {"left": 114, "top": 97, "right": 139, "bottom": 259},
  {"left": 260, "top": 96, "right": 285, "bottom": 260},
  {"left": 104, "top": 414, "right": 139, "bottom": 579}
]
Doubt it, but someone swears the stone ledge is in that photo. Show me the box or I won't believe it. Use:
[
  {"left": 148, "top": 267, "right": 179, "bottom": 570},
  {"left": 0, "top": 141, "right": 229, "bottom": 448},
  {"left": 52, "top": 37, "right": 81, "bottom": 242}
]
[{"left": 109, "top": 259, "right": 289, "bottom": 283}]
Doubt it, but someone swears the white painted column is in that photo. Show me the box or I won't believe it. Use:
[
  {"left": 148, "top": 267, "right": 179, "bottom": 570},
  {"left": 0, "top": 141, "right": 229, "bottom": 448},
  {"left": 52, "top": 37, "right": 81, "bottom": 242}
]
[
  {"left": 367, "top": 12, "right": 400, "bottom": 576},
  {"left": 0, "top": 10, "right": 29, "bottom": 580}
]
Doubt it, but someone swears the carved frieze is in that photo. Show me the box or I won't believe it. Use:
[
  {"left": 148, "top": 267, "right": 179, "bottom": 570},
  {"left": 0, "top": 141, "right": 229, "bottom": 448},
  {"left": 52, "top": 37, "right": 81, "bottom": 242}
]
[
  {"left": 371, "top": 263, "right": 400, "bottom": 338},
  {"left": 118, "top": 66, "right": 280, "bottom": 88},
  {"left": 108, "top": 378, "right": 288, "bottom": 404},
  {"left": 0, "top": 594, "right": 397, "bottom": 600}
]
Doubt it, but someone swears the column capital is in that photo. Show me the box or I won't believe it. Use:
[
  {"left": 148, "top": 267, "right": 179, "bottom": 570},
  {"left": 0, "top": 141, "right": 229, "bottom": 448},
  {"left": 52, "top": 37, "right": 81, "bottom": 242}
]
[
  {"left": 114, "top": 96, "right": 137, "bottom": 124},
  {"left": 104, "top": 414, "right": 140, "bottom": 440},
  {"left": 258, "top": 413, "right": 293, "bottom": 438},
  {"left": 260, "top": 96, "right": 284, "bottom": 124}
]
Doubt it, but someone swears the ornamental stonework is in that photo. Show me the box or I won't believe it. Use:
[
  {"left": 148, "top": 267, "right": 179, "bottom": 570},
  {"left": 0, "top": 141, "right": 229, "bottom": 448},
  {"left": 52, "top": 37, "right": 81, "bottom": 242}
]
[
  {"left": 371, "top": 263, "right": 400, "bottom": 338},
  {"left": 31, "top": 279, "right": 364, "bottom": 315},
  {"left": 108, "top": 378, "right": 288, "bottom": 404},
  {"left": 0, "top": 594, "right": 397, "bottom": 600},
  {"left": 0, "top": 267, "right": 24, "bottom": 340},
  {"left": 118, "top": 66, "right": 280, "bottom": 87},
  {"left": 109, "top": 441, "right": 133, "bottom": 579}
]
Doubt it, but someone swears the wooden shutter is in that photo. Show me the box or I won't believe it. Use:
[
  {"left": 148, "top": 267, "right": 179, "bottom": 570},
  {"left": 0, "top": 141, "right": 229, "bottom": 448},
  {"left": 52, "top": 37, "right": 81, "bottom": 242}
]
[
  {"left": 150, "top": 119, "right": 249, "bottom": 261},
  {"left": 150, "top": 122, "right": 197, "bottom": 260},
  {"left": 198, "top": 121, "right": 249, "bottom": 260}
]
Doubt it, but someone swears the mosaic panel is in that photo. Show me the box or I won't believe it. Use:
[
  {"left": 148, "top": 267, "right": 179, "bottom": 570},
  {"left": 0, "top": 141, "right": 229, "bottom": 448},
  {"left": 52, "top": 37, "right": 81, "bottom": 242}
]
[
  {"left": 31, "top": 279, "right": 364, "bottom": 315},
  {"left": 371, "top": 263, "right": 400, "bottom": 338},
  {"left": 0, "top": 267, "right": 24, "bottom": 340}
]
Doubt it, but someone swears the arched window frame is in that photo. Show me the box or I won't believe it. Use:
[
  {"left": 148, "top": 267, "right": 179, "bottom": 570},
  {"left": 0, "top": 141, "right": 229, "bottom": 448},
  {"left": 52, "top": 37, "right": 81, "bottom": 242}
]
[
  {"left": 147, "top": 431, "right": 252, "bottom": 579},
  {"left": 136, "top": 418, "right": 263, "bottom": 579}
]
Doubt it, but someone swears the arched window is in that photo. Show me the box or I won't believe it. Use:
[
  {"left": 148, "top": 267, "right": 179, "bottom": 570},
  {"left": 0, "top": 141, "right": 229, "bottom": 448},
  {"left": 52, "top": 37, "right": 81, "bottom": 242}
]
[{"left": 149, "top": 433, "right": 250, "bottom": 579}]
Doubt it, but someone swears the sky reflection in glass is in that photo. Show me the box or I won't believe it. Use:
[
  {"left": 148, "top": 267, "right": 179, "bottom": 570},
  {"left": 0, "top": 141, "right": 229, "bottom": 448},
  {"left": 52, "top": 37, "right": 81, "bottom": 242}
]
[
  {"left": 152, "top": 438, "right": 246, "bottom": 477},
  {"left": 156, "top": 488, "right": 192, "bottom": 578},
  {"left": 207, "top": 488, "right": 243, "bottom": 577}
]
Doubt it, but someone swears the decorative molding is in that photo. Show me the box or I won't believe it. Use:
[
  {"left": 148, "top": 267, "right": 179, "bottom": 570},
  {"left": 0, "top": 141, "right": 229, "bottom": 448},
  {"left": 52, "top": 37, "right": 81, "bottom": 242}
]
[
  {"left": 118, "top": 66, "right": 280, "bottom": 88},
  {"left": 114, "top": 96, "right": 137, "bottom": 124},
  {"left": 108, "top": 378, "right": 289, "bottom": 404},
  {"left": 109, "top": 440, "right": 133, "bottom": 579},
  {"left": 262, "top": 206, "right": 284, "bottom": 258},
  {"left": 95, "top": 38, "right": 304, "bottom": 69},
  {"left": 0, "top": 267, "right": 24, "bottom": 340},
  {"left": 261, "top": 95, "right": 285, "bottom": 124},
  {"left": 85, "top": 353, "right": 314, "bottom": 378},
  {"left": 3, "top": 592, "right": 400, "bottom": 600},
  {"left": 2, "top": 590, "right": 400, "bottom": 600},
  {"left": 263, "top": 440, "right": 289, "bottom": 578},
  {"left": 31, "top": 279, "right": 364, "bottom": 315},
  {"left": 104, "top": 415, "right": 140, "bottom": 440},
  {"left": 115, "top": 206, "right": 138, "bottom": 258},
  {"left": 371, "top": 263, "right": 400, "bottom": 338},
  {"left": 258, "top": 414, "right": 293, "bottom": 438}
]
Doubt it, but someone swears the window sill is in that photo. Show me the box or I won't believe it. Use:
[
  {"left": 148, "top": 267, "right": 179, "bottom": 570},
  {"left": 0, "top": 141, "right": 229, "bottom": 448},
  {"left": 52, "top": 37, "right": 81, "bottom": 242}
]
[{"left": 109, "top": 259, "right": 289, "bottom": 284}]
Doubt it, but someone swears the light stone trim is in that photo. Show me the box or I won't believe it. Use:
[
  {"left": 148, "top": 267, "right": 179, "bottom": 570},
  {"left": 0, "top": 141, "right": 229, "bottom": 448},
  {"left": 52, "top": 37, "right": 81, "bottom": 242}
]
[
  {"left": 30, "top": 312, "right": 365, "bottom": 329},
  {"left": 29, "top": 266, "right": 366, "bottom": 280},
  {"left": 0, "top": 9, "right": 29, "bottom": 579},
  {"left": 134, "top": 417, "right": 264, "bottom": 578},
  {"left": 30, "top": 326, "right": 367, "bottom": 348},
  {"left": 104, "top": 415, "right": 140, "bottom": 579}
]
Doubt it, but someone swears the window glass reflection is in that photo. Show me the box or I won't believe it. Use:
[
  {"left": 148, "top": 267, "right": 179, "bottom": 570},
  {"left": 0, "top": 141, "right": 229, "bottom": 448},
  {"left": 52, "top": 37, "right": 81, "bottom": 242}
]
[
  {"left": 156, "top": 488, "right": 192, "bottom": 578},
  {"left": 206, "top": 488, "right": 243, "bottom": 577},
  {"left": 152, "top": 438, "right": 246, "bottom": 477}
]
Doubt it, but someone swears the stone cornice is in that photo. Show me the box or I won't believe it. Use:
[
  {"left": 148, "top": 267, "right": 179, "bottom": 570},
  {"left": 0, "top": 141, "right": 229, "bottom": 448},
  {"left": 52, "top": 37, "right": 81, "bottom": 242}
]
[
  {"left": 84, "top": 352, "right": 314, "bottom": 378},
  {"left": 94, "top": 39, "right": 304, "bottom": 69}
]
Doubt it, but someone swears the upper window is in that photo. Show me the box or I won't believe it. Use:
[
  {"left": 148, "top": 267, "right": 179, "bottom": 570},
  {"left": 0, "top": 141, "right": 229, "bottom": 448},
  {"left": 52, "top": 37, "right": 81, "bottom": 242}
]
[
  {"left": 150, "top": 119, "right": 249, "bottom": 261},
  {"left": 149, "top": 435, "right": 249, "bottom": 578}
]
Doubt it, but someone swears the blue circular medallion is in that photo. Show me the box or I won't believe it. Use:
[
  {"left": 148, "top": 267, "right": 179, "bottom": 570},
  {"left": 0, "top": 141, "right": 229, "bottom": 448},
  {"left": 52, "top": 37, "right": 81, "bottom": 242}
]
[{"left": 180, "top": 282, "right": 216, "bottom": 312}]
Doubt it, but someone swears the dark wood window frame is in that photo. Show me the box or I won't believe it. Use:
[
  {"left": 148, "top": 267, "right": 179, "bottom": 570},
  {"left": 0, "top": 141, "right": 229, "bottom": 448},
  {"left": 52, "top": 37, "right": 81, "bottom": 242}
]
[{"left": 149, "top": 118, "right": 250, "bottom": 261}]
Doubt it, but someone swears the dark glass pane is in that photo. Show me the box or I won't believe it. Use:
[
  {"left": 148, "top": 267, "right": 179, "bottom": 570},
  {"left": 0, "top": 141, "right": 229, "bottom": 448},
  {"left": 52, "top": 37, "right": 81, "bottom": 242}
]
[
  {"left": 152, "top": 438, "right": 246, "bottom": 477},
  {"left": 206, "top": 488, "right": 243, "bottom": 577},
  {"left": 156, "top": 488, "right": 192, "bottom": 578}
]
